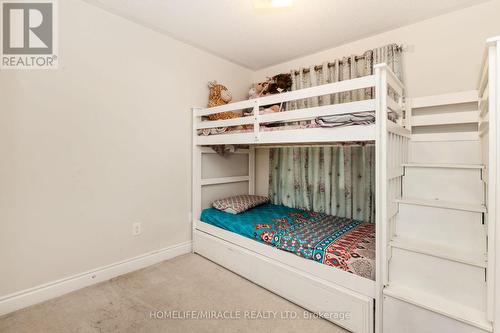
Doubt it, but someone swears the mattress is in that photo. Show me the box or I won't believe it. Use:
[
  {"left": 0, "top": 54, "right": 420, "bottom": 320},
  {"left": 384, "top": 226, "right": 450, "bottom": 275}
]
[{"left": 200, "top": 203, "right": 375, "bottom": 280}]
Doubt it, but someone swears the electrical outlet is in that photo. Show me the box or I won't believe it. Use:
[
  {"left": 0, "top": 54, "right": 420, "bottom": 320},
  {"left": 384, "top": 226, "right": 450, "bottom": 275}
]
[{"left": 132, "top": 222, "right": 141, "bottom": 236}]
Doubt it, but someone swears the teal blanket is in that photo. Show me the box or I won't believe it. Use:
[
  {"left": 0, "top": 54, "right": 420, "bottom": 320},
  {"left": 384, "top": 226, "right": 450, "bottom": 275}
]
[
  {"left": 201, "top": 203, "right": 301, "bottom": 240},
  {"left": 200, "top": 203, "right": 375, "bottom": 279}
]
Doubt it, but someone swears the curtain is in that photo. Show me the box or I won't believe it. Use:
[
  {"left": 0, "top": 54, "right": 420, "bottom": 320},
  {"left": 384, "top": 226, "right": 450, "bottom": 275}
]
[
  {"left": 269, "top": 145, "right": 375, "bottom": 223},
  {"left": 373, "top": 44, "right": 403, "bottom": 81},
  {"left": 286, "top": 43, "right": 403, "bottom": 112},
  {"left": 269, "top": 44, "right": 402, "bottom": 223}
]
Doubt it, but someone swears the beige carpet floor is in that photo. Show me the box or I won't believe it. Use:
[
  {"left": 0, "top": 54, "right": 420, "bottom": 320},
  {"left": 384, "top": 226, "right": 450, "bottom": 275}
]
[{"left": 0, "top": 254, "right": 348, "bottom": 333}]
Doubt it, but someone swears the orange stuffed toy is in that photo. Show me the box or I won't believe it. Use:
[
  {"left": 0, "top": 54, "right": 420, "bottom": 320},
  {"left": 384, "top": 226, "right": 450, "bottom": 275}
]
[{"left": 207, "top": 81, "right": 236, "bottom": 121}]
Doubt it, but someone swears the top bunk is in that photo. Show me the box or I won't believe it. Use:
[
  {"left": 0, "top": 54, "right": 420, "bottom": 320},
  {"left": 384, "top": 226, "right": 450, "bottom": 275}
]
[{"left": 193, "top": 64, "right": 409, "bottom": 146}]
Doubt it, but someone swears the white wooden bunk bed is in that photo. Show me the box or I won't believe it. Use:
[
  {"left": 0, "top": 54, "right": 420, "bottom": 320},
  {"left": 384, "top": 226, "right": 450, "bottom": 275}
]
[{"left": 191, "top": 64, "right": 409, "bottom": 333}]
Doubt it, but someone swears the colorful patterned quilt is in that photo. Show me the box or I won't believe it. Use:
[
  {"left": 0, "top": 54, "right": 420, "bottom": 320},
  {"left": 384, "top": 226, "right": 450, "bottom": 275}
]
[{"left": 200, "top": 203, "right": 375, "bottom": 280}]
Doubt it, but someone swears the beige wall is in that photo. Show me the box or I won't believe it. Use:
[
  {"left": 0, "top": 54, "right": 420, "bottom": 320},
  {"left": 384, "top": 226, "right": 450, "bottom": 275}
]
[
  {"left": 253, "top": 0, "right": 500, "bottom": 98},
  {"left": 0, "top": 0, "right": 251, "bottom": 296}
]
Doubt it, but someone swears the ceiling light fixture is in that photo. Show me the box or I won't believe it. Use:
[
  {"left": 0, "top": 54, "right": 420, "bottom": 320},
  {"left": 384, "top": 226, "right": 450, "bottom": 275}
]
[{"left": 254, "top": 0, "right": 294, "bottom": 9}]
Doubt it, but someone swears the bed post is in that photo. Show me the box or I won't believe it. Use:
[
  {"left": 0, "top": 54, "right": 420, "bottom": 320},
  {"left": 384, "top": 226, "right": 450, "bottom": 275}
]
[
  {"left": 248, "top": 146, "right": 256, "bottom": 195},
  {"left": 405, "top": 98, "right": 412, "bottom": 132},
  {"left": 374, "top": 64, "right": 388, "bottom": 333},
  {"left": 192, "top": 107, "right": 202, "bottom": 253},
  {"left": 486, "top": 37, "right": 500, "bottom": 332},
  {"left": 253, "top": 100, "right": 260, "bottom": 142}
]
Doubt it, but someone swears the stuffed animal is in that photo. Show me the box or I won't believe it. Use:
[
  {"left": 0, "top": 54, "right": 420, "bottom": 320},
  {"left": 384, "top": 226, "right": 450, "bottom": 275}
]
[
  {"left": 242, "top": 104, "right": 282, "bottom": 130},
  {"left": 248, "top": 82, "right": 268, "bottom": 99},
  {"left": 207, "top": 81, "right": 236, "bottom": 121},
  {"left": 248, "top": 87, "right": 258, "bottom": 99},
  {"left": 261, "top": 104, "right": 281, "bottom": 114},
  {"left": 252, "top": 74, "right": 292, "bottom": 97},
  {"left": 266, "top": 73, "right": 292, "bottom": 94},
  {"left": 248, "top": 87, "right": 259, "bottom": 99}
]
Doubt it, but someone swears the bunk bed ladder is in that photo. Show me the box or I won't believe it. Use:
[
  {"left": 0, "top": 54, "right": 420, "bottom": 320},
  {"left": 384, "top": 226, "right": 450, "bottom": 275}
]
[{"left": 382, "top": 38, "right": 500, "bottom": 333}]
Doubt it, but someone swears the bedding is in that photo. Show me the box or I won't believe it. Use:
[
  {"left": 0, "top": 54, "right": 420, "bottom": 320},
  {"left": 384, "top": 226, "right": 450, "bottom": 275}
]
[
  {"left": 197, "top": 111, "right": 397, "bottom": 136},
  {"left": 198, "top": 111, "right": 398, "bottom": 136},
  {"left": 316, "top": 111, "right": 398, "bottom": 127},
  {"left": 315, "top": 111, "right": 375, "bottom": 128},
  {"left": 212, "top": 195, "right": 269, "bottom": 214},
  {"left": 200, "top": 203, "right": 375, "bottom": 280}
]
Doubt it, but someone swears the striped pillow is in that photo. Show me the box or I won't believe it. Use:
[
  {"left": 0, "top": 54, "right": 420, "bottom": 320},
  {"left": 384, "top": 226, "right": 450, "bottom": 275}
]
[{"left": 213, "top": 195, "right": 269, "bottom": 214}]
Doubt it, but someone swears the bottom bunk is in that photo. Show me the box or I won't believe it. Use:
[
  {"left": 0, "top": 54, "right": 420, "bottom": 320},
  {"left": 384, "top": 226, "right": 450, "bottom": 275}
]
[
  {"left": 200, "top": 203, "right": 376, "bottom": 280},
  {"left": 192, "top": 140, "right": 387, "bottom": 332},
  {"left": 193, "top": 203, "right": 376, "bottom": 333}
]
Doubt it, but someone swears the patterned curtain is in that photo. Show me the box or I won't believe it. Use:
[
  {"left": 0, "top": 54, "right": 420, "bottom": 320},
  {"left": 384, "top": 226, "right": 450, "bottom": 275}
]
[
  {"left": 269, "top": 44, "right": 403, "bottom": 223},
  {"left": 286, "top": 51, "right": 374, "bottom": 111},
  {"left": 269, "top": 145, "right": 375, "bottom": 223},
  {"left": 373, "top": 43, "right": 403, "bottom": 81}
]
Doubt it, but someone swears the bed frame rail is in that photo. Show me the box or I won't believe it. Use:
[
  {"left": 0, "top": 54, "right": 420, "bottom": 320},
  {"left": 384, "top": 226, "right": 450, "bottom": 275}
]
[{"left": 193, "top": 64, "right": 405, "bottom": 144}]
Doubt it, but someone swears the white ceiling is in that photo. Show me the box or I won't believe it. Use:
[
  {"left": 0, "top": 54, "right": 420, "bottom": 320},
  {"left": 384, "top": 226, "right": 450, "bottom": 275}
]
[{"left": 84, "top": 0, "right": 489, "bottom": 70}]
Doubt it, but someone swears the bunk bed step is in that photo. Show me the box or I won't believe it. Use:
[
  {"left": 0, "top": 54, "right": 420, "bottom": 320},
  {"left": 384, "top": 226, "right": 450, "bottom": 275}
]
[
  {"left": 410, "top": 110, "right": 479, "bottom": 127},
  {"left": 383, "top": 284, "right": 492, "bottom": 332},
  {"left": 390, "top": 236, "right": 487, "bottom": 268},
  {"left": 402, "top": 167, "right": 484, "bottom": 205},
  {"left": 389, "top": 247, "right": 486, "bottom": 312},
  {"left": 397, "top": 197, "right": 486, "bottom": 212},
  {"left": 408, "top": 140, "right": 481, "bottom": 165},
  {"left": 409, "top": 90, "right": 479, "bottom": 109},
  {"left": 411, "top": 132, "right": 479, "bottom": 142},
  {"left": 395, "top": 203, "right": 486, "bottom": 252},
  {"left": 395, "top": 197, "right": 487, "bottom": 212},
  {"left": 384, "top": 296, "right": 491, "bottom": 333},
  {"left": 402, "top": 163, "right": 485, "bottom": 169}
]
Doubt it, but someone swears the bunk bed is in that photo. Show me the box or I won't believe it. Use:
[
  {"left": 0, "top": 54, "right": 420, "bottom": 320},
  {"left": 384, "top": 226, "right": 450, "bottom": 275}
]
[{"left": 191, "top": 64, "right": 410, "bottom": 333}]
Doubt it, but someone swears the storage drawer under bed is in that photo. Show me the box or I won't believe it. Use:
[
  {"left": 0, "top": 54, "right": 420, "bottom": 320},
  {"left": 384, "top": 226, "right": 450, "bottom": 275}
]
[{"left": 194, "top": 230, "right": 374, "bottom": 333}]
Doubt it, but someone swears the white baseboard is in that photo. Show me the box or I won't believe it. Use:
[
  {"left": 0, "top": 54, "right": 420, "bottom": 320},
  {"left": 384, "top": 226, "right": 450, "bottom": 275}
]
[{"left": 0, "top": 241, "right": 192, "bottom": 316}]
